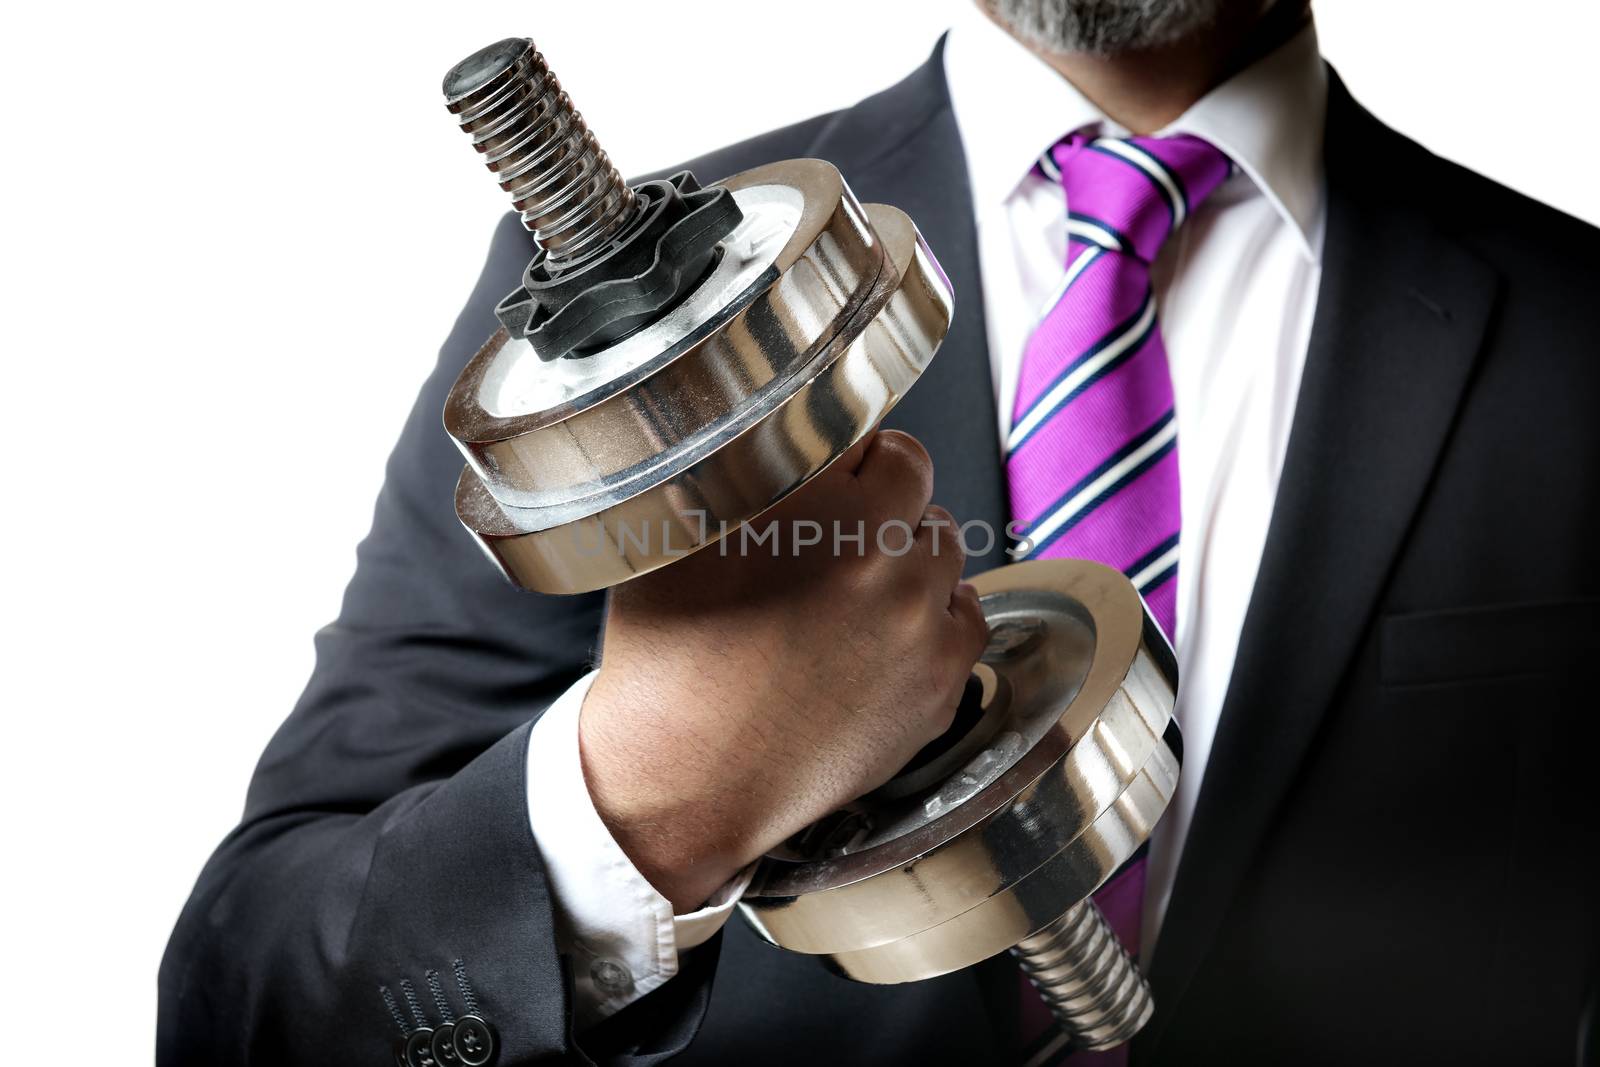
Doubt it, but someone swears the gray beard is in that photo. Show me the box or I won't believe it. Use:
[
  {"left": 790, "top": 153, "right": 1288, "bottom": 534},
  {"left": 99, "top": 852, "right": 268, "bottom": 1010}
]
[{"left": 982, "top": 0, "right": 1230, "bottom": 56}]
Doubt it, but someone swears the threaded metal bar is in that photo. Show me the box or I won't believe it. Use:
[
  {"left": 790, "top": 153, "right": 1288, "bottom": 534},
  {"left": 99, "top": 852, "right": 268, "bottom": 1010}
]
[
  {"left": 1011, "top": 900, "right": 1155, "bottom": 1052},
  {"left": 444, "top": 38, "right": 638, "bottom": 265}
]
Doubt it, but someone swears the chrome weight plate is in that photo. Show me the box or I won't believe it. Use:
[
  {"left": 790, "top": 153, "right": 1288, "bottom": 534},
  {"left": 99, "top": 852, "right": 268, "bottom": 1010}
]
[
  {"left": 738, "top": 559, "right": 1181, "bottom": 983},
  {"left": 444, "top": 159, "right": 953, "bottom": 594}
]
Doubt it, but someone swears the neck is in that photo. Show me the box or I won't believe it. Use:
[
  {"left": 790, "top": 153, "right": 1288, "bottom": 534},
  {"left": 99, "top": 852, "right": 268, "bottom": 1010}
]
[{"left": 987, "top": 1, "right": 1311, "bottom": 134}]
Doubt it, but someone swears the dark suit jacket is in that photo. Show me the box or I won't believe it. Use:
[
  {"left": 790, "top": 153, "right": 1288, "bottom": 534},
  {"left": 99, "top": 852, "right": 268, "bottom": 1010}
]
[{"left": 158, "top": 41, "right": 1600, "bottom": 1067}]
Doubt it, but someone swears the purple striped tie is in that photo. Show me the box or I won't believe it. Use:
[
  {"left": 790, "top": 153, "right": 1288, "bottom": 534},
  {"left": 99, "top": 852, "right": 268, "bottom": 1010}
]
[{"left": 1010, "top": 131, "right": 1230, "bottom": 1067}]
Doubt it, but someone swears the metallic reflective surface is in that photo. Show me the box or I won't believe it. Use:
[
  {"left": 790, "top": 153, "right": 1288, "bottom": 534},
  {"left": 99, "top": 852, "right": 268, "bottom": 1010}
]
[
  {"left": 738, "top": 559, "right": 1179, "bottom": 1047},
  {"left": 443, "top": 38, "right": 637, "bottom": 264},
  {"left": 446, "top": 162, "right": 882, "bottom": 509},
  {"left": 445, "top": 161, "right": 952, "bottom": 594},
  {"left": 1013, "top": 900, "right": 1154, "bottom": 1050}
]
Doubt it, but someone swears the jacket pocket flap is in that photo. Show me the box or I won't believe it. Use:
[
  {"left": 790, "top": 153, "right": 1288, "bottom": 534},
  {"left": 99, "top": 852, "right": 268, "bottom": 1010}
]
[{"left": 1380, "top": 598, "right": 1599, "bottom": 687}]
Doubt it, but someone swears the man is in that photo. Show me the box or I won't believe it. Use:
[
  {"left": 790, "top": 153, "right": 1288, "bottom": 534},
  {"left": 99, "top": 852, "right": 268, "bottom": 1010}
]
[{"left": 159, "top": 0, "right": 1600, "bottom": 1063}]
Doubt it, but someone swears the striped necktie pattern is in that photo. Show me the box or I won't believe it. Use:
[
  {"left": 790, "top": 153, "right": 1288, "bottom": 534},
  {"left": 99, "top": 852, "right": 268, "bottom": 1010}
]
[{"left": 1010, "top": 131, "right": 1231, "bottom": 1067}]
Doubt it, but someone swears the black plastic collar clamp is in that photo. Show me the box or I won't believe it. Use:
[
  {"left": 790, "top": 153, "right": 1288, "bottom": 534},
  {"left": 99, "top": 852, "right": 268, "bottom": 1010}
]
[{"left": 494, "top": 171, "right": 744, "bottom": 361}]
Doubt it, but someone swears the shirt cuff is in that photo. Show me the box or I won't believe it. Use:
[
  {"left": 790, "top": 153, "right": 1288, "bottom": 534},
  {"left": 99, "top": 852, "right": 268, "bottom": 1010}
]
[{"left": 525, "top": 670, "right": 753, "bottom": 1027}]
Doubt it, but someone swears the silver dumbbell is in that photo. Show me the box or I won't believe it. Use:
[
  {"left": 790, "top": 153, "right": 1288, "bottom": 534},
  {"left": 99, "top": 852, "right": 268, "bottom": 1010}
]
[{"left": 438, "top": 37, "right": 1181, "bottom": 1051}]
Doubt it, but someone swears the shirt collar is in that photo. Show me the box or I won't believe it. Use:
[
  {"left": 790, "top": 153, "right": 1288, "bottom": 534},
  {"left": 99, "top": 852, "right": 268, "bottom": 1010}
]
[{"left": 943, "top": 4, "right": 1327, "bottom": 263}]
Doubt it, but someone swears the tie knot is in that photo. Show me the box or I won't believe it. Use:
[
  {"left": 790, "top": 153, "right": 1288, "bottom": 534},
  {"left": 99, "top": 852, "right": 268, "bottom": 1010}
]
[{"left": 1039, "top": 132, "right": 1232, "bottom": 263}]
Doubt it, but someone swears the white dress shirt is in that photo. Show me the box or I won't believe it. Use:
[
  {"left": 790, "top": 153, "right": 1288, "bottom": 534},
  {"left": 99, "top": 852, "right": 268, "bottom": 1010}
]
[{"left": 526, "top": 5, "right": 1328, "bottom": 1024}]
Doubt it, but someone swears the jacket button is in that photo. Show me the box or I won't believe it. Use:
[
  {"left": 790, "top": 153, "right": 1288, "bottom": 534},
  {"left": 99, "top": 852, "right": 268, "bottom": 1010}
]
[
  {"left": 591, "top": 957, "right": 634, "bottom": 995},
  {"left": 403, "top": 1027, "right": 439, "bottom": 1067},
  {"left": 451, "top": 1014, "right": 495, "bottom": 1066},
  {"left": 430, "top": 1022, "right": 463, "bottom": 1066}
]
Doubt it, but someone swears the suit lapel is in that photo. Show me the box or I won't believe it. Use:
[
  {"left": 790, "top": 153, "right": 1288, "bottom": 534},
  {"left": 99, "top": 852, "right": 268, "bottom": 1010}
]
[
  {"left": 804, "top": 39, "right": 1011, "bottom": 572},
  {"left": 1140, "top": 73, "right": 1499, "bottom": 1056}
]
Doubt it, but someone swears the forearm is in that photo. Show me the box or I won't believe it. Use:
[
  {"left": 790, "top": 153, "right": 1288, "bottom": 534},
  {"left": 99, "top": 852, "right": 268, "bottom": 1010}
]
[
  {"left": 159, "top": 724, "right": 575, "bottom": 1065},
  {"left": 161, "top": 683, "right": 740, "bottom": 1065},
  {"left": 156, "top": 208, "right": 740, "bottom": 1063}
]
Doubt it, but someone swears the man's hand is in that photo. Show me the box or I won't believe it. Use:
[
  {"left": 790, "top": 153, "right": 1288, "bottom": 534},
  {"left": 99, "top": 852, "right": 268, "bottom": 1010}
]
[{"left": 579, "top": 430, "right": 988, "bottom": 911}]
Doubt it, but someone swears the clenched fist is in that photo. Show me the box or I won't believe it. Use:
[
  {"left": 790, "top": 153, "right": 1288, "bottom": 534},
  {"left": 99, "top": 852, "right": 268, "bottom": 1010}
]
[{"left": 579, "top": 430, "right": 988, "bottom": 910}]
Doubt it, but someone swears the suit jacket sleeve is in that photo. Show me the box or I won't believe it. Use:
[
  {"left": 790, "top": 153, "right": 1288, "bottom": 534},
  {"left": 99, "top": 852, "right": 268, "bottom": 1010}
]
[{"left": 157, "top": 214, "right": 720, "bottom": 1066}]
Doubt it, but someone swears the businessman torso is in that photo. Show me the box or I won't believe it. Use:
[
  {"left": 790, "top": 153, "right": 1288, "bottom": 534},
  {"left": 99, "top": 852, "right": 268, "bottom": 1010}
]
[
  {"left": 159, "top": 39, "right": 1600, "bottom": 1067},
  {"left": 643, "top": 45, "right": 1600, "bottom": 1066}
]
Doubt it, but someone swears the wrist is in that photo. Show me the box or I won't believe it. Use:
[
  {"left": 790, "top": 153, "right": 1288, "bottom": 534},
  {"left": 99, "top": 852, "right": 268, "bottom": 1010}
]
[{"left": 578, "top": 666, "right": 757, "bottom": 911}]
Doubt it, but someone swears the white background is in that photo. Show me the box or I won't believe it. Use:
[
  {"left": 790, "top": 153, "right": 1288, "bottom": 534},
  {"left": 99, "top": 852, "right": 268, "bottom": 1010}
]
[{"left": 3, "top": 0, "right": 1596, "bottom": 1056}]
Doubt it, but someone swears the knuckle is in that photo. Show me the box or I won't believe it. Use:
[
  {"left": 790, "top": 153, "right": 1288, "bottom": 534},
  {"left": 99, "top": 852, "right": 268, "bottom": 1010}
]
[
  {"left": 926, "top": 511, "right": 965, "bottom": 559},
  {"left": 915, "top": 516, "right": 964, "bottom": 569},
  {"left": 876, "top": 431, "right": 934, "bottom": 479},
  {"left": 954, "top": 590, "right": 988, "bottom": 638},
  {"left": 926, "top": 695, "right": 960, "bottom": 735}
]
